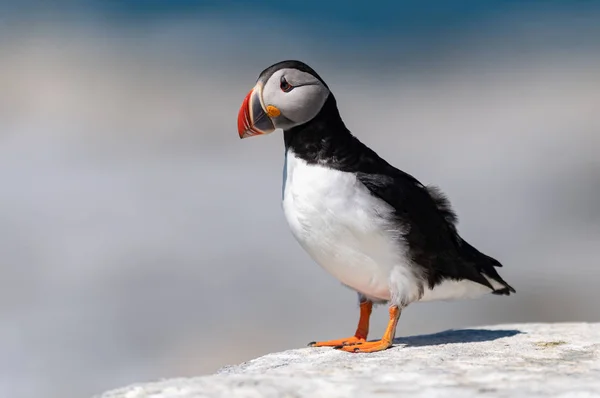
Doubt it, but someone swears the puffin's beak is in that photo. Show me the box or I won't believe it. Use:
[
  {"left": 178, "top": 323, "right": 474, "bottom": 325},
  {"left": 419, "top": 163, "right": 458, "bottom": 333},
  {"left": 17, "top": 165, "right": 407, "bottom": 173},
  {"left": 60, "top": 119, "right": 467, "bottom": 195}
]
[{"left": 237, "top": 84, "right": 276, "bottom": 139}]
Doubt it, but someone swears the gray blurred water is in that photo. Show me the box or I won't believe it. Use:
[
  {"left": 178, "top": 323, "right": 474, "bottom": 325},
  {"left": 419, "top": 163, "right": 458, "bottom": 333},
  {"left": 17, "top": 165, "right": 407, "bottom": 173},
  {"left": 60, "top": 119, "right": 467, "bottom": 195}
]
[{"left": 1, "top": 11, "right": 600, "bottom": 398}]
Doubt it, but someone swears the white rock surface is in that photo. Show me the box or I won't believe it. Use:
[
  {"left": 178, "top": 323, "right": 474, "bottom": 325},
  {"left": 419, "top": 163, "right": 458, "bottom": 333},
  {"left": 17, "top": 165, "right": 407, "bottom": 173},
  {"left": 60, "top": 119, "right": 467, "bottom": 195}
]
[{"left": 97, "top": 323, "right": 600, "bottom": 398}]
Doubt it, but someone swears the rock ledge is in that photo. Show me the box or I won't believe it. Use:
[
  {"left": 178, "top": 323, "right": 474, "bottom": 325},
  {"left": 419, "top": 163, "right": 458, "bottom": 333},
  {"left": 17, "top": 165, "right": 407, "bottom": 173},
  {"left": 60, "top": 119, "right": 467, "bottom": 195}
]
[{"left": 97, "top": 323, "right": 600, "bottom": 398}]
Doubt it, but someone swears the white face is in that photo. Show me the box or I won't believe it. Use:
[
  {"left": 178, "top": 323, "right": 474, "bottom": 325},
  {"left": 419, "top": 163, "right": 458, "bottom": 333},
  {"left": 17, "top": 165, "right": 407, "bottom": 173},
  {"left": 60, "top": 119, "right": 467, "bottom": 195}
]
[{"left": 260, "top": 68, "right": 330, "bottom": 130}]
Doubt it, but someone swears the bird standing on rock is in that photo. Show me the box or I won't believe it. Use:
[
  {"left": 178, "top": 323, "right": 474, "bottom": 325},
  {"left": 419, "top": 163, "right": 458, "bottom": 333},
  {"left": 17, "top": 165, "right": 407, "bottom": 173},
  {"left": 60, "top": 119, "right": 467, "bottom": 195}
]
[{"left": 237, "top": 60, "right": 515, "bottom": 353}]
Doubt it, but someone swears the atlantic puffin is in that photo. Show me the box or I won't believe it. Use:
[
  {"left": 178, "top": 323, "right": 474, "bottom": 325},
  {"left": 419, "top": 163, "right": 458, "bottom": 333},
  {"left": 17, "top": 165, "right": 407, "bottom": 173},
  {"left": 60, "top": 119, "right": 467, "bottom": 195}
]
[{"left": 237, "top": 60, "right": 515, "bottom": 353}]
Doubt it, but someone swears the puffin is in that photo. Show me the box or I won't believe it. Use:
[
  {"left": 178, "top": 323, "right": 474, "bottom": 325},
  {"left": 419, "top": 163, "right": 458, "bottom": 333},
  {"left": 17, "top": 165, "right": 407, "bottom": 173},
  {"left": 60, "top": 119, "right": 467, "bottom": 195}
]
[{"left": 237, "top": 60, "right": 515, "bottom": 353}]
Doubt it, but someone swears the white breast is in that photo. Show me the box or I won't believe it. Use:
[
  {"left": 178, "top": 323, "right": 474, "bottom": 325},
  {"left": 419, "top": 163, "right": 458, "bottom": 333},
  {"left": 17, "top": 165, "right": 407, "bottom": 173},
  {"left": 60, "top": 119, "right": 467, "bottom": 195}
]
[
  {"left": 281, "top": 149, "right": 496, "bottom": 306},
  {"left": 282, "top": 150, "right": 422, "bottom": 303}
]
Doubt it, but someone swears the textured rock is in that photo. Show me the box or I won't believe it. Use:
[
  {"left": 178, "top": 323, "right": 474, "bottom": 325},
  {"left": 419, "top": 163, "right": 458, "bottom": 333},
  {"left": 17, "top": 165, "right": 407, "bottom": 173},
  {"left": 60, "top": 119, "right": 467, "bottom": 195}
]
[{"left": 97, "top": 323, "right": 600, "bottom": 398}]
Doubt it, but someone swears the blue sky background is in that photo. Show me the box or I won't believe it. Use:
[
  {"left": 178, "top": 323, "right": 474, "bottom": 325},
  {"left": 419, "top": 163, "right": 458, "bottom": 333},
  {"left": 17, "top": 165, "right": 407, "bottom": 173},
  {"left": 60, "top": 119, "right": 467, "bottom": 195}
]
[{"left": 4, "top": 1, "right": 600, "bottom": 38}]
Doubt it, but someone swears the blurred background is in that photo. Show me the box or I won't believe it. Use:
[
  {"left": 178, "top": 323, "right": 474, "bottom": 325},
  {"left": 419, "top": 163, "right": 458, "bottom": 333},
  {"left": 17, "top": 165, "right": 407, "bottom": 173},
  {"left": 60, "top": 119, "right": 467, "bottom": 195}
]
[{"left": 1, "top": 1, "right": 599, "bottom": 397}]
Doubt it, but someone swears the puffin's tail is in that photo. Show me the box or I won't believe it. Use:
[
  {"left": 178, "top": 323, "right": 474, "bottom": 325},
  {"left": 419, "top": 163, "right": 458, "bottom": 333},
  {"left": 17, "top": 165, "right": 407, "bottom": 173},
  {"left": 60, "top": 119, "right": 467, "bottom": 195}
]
[{"left": 459, "top": 239, "right": 516, "bottom": 295}]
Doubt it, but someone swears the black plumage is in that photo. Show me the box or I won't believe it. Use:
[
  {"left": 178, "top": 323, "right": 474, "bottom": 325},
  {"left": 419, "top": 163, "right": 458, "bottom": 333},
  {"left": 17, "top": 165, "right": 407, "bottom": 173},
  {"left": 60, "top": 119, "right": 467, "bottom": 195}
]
[{"left": 269, "top": 61, "right": 515, "bottom": 301}]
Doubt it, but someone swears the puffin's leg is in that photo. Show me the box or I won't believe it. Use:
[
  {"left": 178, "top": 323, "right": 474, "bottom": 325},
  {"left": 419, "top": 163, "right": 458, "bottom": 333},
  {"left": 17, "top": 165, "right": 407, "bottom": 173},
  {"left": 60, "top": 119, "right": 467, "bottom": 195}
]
[
  {"left": 336, "top": 305, "right": 401, "bottom": 353},
  {"left": 308, "top": 298, "right": 373, "bottom": 347}
]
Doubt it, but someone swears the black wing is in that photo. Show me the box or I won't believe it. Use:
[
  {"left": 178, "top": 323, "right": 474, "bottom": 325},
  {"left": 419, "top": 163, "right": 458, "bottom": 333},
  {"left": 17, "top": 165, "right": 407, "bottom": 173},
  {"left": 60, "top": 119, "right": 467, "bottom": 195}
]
[
  {"left": 284, "top": 114, "right": 514, "bottom": 295},
  {"left": 356, "top": 159, "right": 514, "bottom": 295}
]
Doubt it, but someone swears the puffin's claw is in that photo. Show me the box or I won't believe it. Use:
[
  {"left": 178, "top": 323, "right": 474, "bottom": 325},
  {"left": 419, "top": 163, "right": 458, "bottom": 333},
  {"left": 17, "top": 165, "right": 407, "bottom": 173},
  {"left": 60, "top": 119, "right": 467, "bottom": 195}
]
[
  {"left": 308, "top": 336, "right": 366, "bottom": 347},
  {"left": 334, "top": 339, "right": 393, "bottom": 353}
]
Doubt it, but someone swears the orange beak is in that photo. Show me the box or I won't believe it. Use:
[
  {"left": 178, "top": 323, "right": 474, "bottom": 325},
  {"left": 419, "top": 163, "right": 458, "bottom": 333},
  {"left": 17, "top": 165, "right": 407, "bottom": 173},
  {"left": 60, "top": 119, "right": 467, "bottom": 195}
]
[{"left": 237, "top": 85, "right": 275, "bottom": 139}]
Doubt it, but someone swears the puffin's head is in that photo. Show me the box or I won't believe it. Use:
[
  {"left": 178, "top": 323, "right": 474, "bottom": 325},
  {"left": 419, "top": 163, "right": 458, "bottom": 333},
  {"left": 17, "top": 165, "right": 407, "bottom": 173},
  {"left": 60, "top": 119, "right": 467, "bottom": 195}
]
[{"left": 237, "top": 60, "right": 330, "bottom": 139}]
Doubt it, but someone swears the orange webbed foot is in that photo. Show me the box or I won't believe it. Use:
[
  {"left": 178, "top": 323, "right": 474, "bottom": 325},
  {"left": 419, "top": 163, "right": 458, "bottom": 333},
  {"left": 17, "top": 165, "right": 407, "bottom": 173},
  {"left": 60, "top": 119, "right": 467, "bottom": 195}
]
[
  {"left": 308, "top": 336, "right": 366, "bottom": 347},
  {"left": 308, "top": 300, "right": 373, "bottom": 348},
  {"left": 335, "top": 305, "right": 401, "bottom": 354},
  {"left": 334, "top": 339, "right": 393, "bottom": 353}
]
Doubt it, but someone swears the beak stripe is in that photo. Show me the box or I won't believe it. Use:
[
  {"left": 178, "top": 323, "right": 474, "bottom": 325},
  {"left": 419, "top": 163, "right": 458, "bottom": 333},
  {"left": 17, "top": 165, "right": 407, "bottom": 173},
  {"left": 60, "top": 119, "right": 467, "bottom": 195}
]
[
  {"left": 237, "top": 85, "right": 276, "bottom": 139},
  {"left": 238, "top": 90, "right": 261, "bottom": 138}
]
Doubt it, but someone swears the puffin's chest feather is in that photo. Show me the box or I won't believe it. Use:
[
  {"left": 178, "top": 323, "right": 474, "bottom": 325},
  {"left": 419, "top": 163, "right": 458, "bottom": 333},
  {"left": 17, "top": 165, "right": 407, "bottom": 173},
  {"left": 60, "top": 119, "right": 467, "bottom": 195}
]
[
  {"left": 281, "top": 150, "right": 408, "bottom": 300},
  {"left": 282, "top": 151, "right": 393, "bottom": 238}
]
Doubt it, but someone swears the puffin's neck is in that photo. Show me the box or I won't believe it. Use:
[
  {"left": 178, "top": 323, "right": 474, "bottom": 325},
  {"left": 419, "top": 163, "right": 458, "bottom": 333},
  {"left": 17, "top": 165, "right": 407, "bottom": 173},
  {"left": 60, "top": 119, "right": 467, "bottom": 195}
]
[{"left": 283, "top": 94, "right": 356, "bottom": 165}]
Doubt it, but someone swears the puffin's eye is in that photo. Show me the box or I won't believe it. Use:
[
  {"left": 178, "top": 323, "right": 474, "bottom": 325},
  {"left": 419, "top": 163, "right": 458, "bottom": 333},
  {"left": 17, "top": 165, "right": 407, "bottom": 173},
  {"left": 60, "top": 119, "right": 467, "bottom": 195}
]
[{"left": 280, "top": 76, "right": 293, "bottom": 92}]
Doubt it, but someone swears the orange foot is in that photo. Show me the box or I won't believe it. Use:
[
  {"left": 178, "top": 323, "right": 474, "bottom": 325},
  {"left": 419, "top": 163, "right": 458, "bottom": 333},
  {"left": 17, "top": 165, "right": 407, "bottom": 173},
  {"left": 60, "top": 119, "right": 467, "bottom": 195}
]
[
  {"left": 335, "top": 339, "right": 392, "bottom": 353},
  {"left": 336, "top": 305, "right": 401, "bottom": 354},
  {"left": 308, "top": 300, "right": 373, "bottom": 348},
  {"left": 308, "top": 336, "right": 366, "bottom": 347}
]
